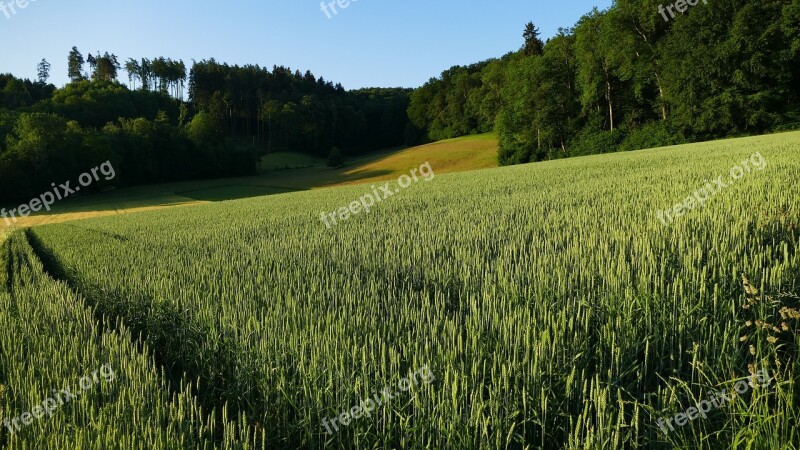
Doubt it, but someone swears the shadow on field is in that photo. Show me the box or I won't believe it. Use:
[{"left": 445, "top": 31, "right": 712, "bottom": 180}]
[
  {"left": 175, "top": 184, "right": 302, "bottom": 202},
  {"left": 332, "top": 168, "right": 395, "bottom": 184}
]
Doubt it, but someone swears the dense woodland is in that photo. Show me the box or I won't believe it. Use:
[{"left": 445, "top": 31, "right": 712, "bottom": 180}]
[
  {"left": 410, "top": 0, "right": 800, "bottom": 163},
  {"left": 1, "top": 0, "right": 799, "bottom": 202},
  {"left": 0, "top": 51, "right": 411, "bottom": 202}
]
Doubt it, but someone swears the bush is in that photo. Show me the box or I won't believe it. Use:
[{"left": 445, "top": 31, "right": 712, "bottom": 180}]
[
  {"left": 186, "top": 111, "right": 223, "bottom": 146},
  {"left": 618, "top": 122, "right": 684, "bottom": 152},
  {"left": 327, "top": 147, "right": 344, "bottom": 168},
  {"left": 568, "top": 128, "right": 625, "bottom": 156}
]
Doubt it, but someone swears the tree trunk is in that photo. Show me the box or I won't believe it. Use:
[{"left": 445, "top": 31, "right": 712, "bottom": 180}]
[
  {"left": 537, "top": 126, "right": 541, "bottom": 150},
  {"left": 536, "top": 111, "right": 541, "bottom": 150},
  {"left": 654, "top": 71, "right": 667, "bottom": 121},
  {"left": 605, "top": 75, "right": 614, "bottom": 131}
]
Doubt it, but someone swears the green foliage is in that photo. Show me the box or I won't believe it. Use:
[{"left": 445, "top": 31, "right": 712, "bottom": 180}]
[
  {"left": 36, "top": 59, "right": 51, "bottom": 84},
  {"left": 0, "top": 77, "right": 259, "bottom": 203},
  {"left": 568, "top": 128, "right": 625, "bottom": 156},
  {"left": 186, "top": 111, "right": 223, "bottom": 146},
  {"left": 326, "top": 146, "right": 344, "bottom": 168},
  {"left": 408, "top": 60, "right": 503, "bottom": 143},
  {"left": 522, "top": 22, "right": 544, "bottom": 56},
  {"left": 0, "top": 110, "right": 17, "bottom": 153},
  {"left": 0, "top": 74, "right": 55, "bottom": 110},
  {"left": 414, "top": 0, "right": 800, "bottom": 163},
  {"left": 497, "top": 33, "right": 580, "bottom": 165},
  {"left": 41, "top": 80, "right": 179, "bottom": 128},
  {"left": 0, "top": 113, "right": 94, "bottom": 201},
  {"left": 189, "top": 61, "right": 410, "bottom": 156},
  {"left": 618, "top": 122, "right": 684, "bottom": 152},
  {"left": 67, "top": 47, "right": 84, "bottom": 83},
  {"left": 90, "top": 52, "right": 121, "bottom": 82}
]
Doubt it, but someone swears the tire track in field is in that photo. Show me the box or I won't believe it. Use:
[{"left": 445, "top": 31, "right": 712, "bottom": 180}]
[{"left": 22, "top": 228, "right": 264, "bottom": 447}]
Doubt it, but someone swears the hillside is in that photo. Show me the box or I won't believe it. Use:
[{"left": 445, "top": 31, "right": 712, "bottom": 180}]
[
  {"left": 2, "top": 133, "right": 498, "bottom": 229},
  {"left": 5, "top": 130, "right": 799, "bottom": 448}
]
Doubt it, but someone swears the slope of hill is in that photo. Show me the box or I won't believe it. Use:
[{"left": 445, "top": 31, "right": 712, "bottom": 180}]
[
  {"left": 6, "top": 130, "right": 799, "bottom": 448},
  {"left": 1, "top": 133, "right": 498, "bottom": 229},
  {"left": 250, "top": 133, "right": 499, "bottom": 191}
]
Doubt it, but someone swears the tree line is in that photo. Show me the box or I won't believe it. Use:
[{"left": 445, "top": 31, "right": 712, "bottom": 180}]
[
  {"left": 187, "top": 60, "right": 410, "bottom": 156},
  {"left": 0, "top": 76, "right": 257, "bottom": 203},
  {"left": 0, "top": 49, "right": 412, "bottom": 203},
  {"left": 408, "top": 0, "right": 800, "bottom": 164}
]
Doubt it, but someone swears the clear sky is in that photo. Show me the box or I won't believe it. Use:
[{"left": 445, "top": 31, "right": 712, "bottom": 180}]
[{"left": 0, "top": 0, "right": 612, "bottom": 90}]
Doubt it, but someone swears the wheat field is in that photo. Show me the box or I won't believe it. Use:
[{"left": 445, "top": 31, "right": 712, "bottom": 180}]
[{"left": 1, "top": 132, "right": 799, "bottom": 449}]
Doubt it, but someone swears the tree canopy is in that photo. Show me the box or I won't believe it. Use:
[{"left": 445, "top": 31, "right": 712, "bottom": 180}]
[{"left": 408, "top": 0, "right": 800, "bottom": 164}]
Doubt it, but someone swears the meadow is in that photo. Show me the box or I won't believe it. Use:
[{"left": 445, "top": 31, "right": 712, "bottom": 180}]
[
  {"left": 1, "top": 131, "right": 799, "bottom": 449},
  {"left": 1, "top": 133, "right": 498, "bottom": 229}
]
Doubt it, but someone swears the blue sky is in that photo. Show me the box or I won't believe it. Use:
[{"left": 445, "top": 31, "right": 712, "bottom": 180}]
[{"left": 0, "top": 0, "right": 612, "bottom": 89}]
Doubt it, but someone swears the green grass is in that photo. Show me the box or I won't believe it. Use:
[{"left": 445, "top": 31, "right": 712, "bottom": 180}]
[
  {"left": 3, "top": 131, "right": 800, "bottom": 448},
  {"left": 258, "top": 151, "right": 325, "bottom": 171}
]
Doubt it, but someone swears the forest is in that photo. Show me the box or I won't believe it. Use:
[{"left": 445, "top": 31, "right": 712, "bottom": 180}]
[
  {"left": 409, "top": 0, "right": 800, "bottom": 163},
  {"left": 1, "top": 0, "right": 799, "bottom": 202},
  {"left": 0, "top": 51, "right": 410, "bottom": 203}
]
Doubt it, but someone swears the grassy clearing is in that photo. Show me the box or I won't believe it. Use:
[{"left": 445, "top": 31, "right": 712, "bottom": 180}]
[
  {"left": 9, "top": 131, "right": 800, "bottom": 448},
  {"left": 254, "top": 133, "right": 499, "bottom": 189},
  {"left": 2, "top": 133, "right": 498, "bottom": 229},
  {"left": 332, "top": 133, "right": 499, "bottom": 184}
]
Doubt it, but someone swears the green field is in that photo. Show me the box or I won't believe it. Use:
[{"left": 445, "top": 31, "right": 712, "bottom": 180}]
[{"left": 1, "top": 131, "right": 799, "bottom": 449}]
